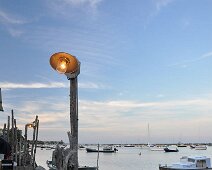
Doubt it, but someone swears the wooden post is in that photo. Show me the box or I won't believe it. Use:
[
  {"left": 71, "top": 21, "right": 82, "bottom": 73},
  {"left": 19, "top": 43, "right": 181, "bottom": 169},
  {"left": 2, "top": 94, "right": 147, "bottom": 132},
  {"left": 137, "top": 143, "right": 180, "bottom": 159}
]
[
  {"left": 97, "top": 144, "right": 100, "bottom": 170},
  {"left": 0, "top": 88, "right": 3, "bottom": 112},
  {"left": 19, "top": 135, "right": 22, "bottom": 166},
  {"left": 31, "top": 121, "right": 36, "bottom": 164},
  {"left": 68, "top": 77, "right": 78, "bottom": 170},
  {"left": 7, "top": 116, "right": 10, "bottom": 143},
  {"left": 33, "top": 118, "right": 39, "bottom": 168},
  {"left": 14, "top": 119, "right": 18, "bottom": 163},
  {"left": 24, "top": 124, "right": 28, "bottom": 166},
  {"left": 11, "top": 110, "right": 14, "bottom": 160},
  {"left": 3, "top": 123, "right": 6, "bottom": 139}
]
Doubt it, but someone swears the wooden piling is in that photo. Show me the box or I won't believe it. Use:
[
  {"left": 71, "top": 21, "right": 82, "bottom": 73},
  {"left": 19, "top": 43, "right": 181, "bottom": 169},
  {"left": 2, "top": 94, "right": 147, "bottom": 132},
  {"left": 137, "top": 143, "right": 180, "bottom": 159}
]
[
  {"left": 7, "top": 116, "right": 10, "bottom": 143},
  {"left": 31, "top": 121, "right": 36, "bottom": 164},
  {"left": 14, "top": 119, "right": 18, "bottom": 163},
  {"left": 3, "top": 123, "right": 6, "bottom": 139},
  {"left": 11, "top": 110, "right": 14, "bottom": 160},
  {"left": 33, "top": 117, "right": 39, "bottom": 168},
  {"left": 19, "top": 135, "right": 22, "bottom": 166},
  {"left": 24, "top": 124, "right": 28, "bottom": 166}
]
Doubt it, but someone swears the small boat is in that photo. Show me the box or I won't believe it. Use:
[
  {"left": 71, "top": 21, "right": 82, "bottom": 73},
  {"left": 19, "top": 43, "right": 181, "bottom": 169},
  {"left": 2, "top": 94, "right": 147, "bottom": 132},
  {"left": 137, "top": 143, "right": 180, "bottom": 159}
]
[
  {"left": 159, "top": 156, "right": 212, "bottom": 170},
  {"left": 124, "top": 144, "right": 135, "bottom": 147},
  {"left": 190, "top": 145, "right": 196, "bottom": 149},
  {"left": 177, "top": 144, "right": 187, "bottom": 147},
  {"left": 164, "top": 147, "right": 179, "bottom": 152},
  {"left": 195, "top": 145, "right": 207, "bottom": 150},
  {"left": 79, "top": 166, "right": 98, "bottom": 170},
  {"left": 150, "top": 146, "right": 165, "bottom": 151},
  {"left": 79, "top": 145, "right": 86, "bottom": 149},
  {"left": 86, "top": 146, "right": 118, "bottom": 153}
]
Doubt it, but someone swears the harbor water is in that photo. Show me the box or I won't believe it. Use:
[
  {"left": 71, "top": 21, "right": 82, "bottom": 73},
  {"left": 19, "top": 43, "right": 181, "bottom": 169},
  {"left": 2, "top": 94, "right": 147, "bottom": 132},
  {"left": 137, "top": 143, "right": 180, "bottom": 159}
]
[{"left": 36, "top": 146, "right": 212, "bottom": 170}]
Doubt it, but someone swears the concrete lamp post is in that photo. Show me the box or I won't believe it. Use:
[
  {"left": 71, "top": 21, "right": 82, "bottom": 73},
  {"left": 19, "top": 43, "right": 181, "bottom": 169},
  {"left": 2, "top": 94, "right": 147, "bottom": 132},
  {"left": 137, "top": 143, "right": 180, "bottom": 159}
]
[{"left": 50, "top": 52, "right": 80, "bottom": 170}]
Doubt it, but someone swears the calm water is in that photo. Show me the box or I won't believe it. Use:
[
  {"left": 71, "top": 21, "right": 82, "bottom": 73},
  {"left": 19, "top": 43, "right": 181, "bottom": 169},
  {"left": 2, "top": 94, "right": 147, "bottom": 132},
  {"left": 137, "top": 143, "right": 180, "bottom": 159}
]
[{"left": 36, "top": 146, "right": 212, "bottom": 170}]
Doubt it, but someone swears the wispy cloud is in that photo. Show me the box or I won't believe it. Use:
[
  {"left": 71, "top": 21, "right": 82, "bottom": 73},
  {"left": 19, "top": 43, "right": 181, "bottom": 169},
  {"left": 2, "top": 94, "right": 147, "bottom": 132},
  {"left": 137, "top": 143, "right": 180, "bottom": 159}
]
[
  {"left": 0, "top": 82, "right": 67, "bottom": 89},
  {"left": 47, "top": 0, "right": 103, "bottom": 16},
  {"left": 0, "top": 10, "right": 25, "bottom": 24},
  {"left": 154, "top": 0, "right": 174, "bottom": 12},
  {"left": 143, "top": 0, "right": 174, "bottom": 29},
  {"left": 1, "top": 95, "right": 212, "bottom": 143},
  {"left": 79, "top": 97, "right": 212, "bottom": 143},
  {"left": 169, "top": 51, "right": 212, "bottom": 68},
  {"left": 200, "top": 51, "right": 212, "bottom": 60},
  {"left": 23, "top": 25, "right": 122, "bottom": 80},
  {"left": 0, "top": 81, "right": 107, "bottom": 89},
  {"left": 60, "top": 0, "right": 102, "bottom": 8},
  {"left": 0, "top": 9, "right": 26, "bottom": 37}
]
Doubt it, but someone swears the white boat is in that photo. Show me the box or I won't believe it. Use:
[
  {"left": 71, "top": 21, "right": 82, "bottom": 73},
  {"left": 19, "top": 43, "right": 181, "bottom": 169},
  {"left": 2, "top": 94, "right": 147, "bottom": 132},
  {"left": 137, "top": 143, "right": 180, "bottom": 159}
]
[
  {"left": 150, "top": 146, "right": 165, "bottom": 151},
  {"left": 195, "top": 145, "right": 207, "bottom": 150},
  {"left": 159, "top": 156, "right": 212, "bottom": 170}
]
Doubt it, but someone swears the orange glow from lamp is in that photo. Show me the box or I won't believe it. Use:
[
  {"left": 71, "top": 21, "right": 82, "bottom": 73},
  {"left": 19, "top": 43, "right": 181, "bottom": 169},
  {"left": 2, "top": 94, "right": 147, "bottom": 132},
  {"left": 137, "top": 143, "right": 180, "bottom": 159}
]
[{"left": 50, "top": 52, "right": 79, "bottom": 74}]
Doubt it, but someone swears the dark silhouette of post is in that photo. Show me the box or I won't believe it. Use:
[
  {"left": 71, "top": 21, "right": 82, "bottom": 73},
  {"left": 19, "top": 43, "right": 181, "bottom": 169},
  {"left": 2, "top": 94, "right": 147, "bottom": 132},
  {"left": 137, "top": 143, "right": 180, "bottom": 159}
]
[
  {"left": 33, "top": 118, "right": 39, "bottom": 168},
  {"left": 14, "top": 119, "right": 18, "bottom": 163},
  {"left": 3, "top": 123, "right": 6, "bottom": 139},
  {"left": 7, "top": 116, "right": 10, "bottom": 142},
  {"left": 0, "top": 88, "right": 4, "bottom": 112},
  {"left": 24, "top": 123, "right": 28, "bottom": 166},
  {"left": 11, "top": 110, "right": 14, "bottom": 158}
]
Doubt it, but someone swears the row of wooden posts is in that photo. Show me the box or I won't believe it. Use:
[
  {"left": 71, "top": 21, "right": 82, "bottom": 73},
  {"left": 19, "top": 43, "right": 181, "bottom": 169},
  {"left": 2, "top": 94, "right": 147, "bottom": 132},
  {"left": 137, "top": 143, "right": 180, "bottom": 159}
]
[{"left": 1, "top": 110, "right": 39, "bottom": 168}]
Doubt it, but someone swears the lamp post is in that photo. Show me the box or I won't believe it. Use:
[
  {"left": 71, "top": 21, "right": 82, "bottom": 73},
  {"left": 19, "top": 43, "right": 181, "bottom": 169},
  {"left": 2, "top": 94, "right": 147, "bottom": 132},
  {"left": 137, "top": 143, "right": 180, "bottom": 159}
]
[
  {"left": 50, "top": 52, "right": 80, "bottom": 170},
  {"left": 24, "top": 122, "right": 35, "bottom": 166}
]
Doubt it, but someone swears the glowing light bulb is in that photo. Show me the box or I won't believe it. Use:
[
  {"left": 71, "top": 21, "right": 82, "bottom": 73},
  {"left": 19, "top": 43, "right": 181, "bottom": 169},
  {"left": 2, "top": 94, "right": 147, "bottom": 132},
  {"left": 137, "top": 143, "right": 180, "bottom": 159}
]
[{"left": 56, "top": 57, "right": 69, "bottom": 74}]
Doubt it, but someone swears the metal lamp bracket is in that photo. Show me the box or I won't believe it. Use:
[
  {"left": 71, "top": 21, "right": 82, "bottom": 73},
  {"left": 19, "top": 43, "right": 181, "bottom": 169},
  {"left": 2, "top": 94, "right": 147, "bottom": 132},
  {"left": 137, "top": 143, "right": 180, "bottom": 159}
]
[{"left": 65, "top": 63, "right": 81, "bottom": 80}]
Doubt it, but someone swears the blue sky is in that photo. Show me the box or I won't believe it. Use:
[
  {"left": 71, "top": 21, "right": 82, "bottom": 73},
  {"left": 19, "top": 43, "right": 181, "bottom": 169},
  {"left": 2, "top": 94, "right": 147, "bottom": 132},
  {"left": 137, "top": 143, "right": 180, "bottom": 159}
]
[{"left": 0, "top": 0, "right": 212, "bottom": 144}]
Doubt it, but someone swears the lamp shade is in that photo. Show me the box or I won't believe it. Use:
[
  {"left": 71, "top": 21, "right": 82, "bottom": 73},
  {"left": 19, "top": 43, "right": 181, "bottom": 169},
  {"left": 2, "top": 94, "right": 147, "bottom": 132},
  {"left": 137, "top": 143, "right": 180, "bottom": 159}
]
[
  {"left": 26, "top": 123, "right": 34, "bottom": 128},
  {"left": 50, "top": 52, "right": 79, "bottom": 74}
]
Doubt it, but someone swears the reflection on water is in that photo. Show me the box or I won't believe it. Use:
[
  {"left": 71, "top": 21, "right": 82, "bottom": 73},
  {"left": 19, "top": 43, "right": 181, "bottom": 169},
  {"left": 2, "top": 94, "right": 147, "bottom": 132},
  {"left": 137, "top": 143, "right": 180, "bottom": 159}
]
[{"left": 36, "top": 146, "right": 212, "bottom": 170}]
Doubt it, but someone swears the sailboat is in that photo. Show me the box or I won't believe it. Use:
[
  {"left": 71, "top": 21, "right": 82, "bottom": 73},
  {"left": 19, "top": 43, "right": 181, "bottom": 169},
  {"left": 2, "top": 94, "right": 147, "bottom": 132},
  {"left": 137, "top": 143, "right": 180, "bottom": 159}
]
[{"left": 146, "top": 124, "right": 164, "bottom": 151}]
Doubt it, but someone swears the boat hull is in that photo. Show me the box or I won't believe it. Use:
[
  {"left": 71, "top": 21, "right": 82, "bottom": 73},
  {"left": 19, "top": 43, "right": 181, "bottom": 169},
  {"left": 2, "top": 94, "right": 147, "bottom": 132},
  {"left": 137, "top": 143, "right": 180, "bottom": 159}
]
[
  {"left": 164, "top": 148, "right": 179, "bottom": 152},
  {"left": 159, "top": 167, "right": 212, "bottom": 170},
  {"left": 86, "top": 148, "right": 115, "bottom": 153},
  {"left": 79, "top": 166, "right": 97, "bottom": 170}
]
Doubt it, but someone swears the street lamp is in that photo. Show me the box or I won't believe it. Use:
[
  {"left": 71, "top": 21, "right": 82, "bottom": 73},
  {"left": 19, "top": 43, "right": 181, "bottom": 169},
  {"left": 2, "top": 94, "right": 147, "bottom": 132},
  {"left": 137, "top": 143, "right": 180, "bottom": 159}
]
[
  {"left": 24, "top": 122, "right": 35, "bottom": 166},
  {"left": 50, "top": 52, "right": 80, "bottom": 170}
]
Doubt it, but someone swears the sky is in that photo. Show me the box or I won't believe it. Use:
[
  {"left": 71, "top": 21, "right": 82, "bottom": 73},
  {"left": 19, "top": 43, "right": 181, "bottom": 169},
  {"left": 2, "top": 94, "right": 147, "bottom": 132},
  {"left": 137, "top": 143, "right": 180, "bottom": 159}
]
[{"left": 0, "top": 0, "right": 212, "bottom": 144}]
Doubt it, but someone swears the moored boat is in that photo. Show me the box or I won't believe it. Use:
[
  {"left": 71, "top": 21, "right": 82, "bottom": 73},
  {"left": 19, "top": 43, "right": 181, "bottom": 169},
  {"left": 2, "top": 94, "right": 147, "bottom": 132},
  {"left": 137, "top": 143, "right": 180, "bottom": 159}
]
[
  {"left": 124, "top": 144, "right": 135, "bottom": 147},
  {"left": 86, "top": 146, "right": 118, "bottom": 153},
  {"left": 79, "top": 145, "right": 86, "bottom": 149},
  {"left": 159, "top": 156, "right": 212, "bottom": 170},
  {"left": 164, "top": 147, "right": 179, "bottom": 152},
  {"left": 190, "top": 145, "right": 196, "bottom": 149},
  {"left": 150, "top": 146, "right": 165, "bottom": 151},
  {"left": 195, "top": 145, "right": 207, "bottom": 150},
  {"left": 177, "top": 144, "right": 187, "bottom": 147}
]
